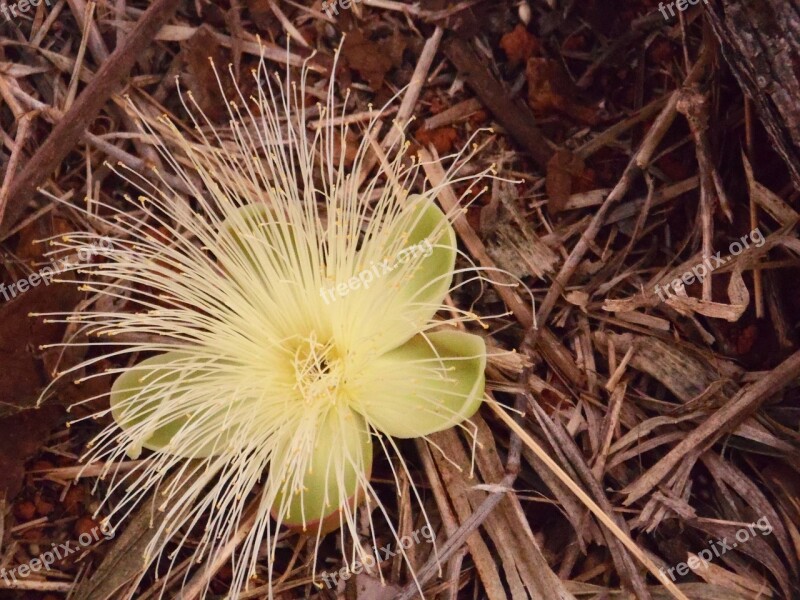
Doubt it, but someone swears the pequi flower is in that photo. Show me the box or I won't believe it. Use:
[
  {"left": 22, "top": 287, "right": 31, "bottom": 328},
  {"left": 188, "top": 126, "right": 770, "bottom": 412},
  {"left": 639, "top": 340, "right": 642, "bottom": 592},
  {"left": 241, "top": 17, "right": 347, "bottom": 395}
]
[{"left": 37, "top": 47, "right": 496, "bottom": 597}]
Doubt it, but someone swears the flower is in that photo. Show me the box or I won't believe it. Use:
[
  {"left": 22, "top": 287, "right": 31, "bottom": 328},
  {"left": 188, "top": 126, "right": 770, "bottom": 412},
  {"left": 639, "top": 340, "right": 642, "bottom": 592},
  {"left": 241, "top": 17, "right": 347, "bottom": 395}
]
[{"left": 38, "top": 49, "right": 494, "bottom": 597}]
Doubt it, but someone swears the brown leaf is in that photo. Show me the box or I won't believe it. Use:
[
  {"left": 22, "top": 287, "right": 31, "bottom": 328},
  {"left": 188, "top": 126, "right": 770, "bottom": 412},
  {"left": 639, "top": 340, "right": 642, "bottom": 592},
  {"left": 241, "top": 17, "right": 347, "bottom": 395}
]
[
  {"left": 415, "top": 126, "right": 458, "bottom": 154},
  {"left": 182, "top": 26, "right": 232, "bottom": 122},
  {"left": 15, "top": 218, "right": 57, "bottom": 262},
  {"left": 0, "top": 279, "right": 81, "bottom": 413},
  {"left": 526, "top": 57, "right": 598, "bottom": 124},
  {"left": 546, "top": 148, "right": 585, "bottom": 213},
  {"left": 245, "top": 0, "right": 273, "bottom": 31},
  {"left": 341, "top": 29, "right": 405, "bottom": 91},
  {"left": 14, "top": 499, "right": 36, "bottom": 521},
  {"left": 0, "top": 406, "right": 62, "bottom": 499},
  {"left": 329, "top": 128, "right": 360, "bottom": 167},
  {"left": 526, "top": 58, "right": 564, "bottom": 112},
  {"left": 499, "top": 24, "right": 540, "bottom": 67}
]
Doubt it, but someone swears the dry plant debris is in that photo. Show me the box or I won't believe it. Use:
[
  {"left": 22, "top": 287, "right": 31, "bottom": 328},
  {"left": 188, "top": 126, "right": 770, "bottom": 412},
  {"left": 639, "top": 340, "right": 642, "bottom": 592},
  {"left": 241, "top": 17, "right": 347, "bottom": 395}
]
[{"left": 1, "top": 1, "right": 799, "bottom": 599}]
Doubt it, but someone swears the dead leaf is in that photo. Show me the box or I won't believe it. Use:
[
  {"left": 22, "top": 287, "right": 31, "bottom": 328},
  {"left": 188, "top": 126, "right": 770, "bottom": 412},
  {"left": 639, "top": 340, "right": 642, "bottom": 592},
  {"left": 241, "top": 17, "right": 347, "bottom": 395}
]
[
  {"left": 526, "top": 57, "right": 598, "bottom": 124},
  {"left": 415, "top": 126, "right": 458, "bottom": 154},
  {"left": 565, "top": 290, "right": 590, "bottom": 311},
  {"left": 0, "top": 406, "right": 62, "bottom": 500},
  {"left": 182, "top": 26, "right": 232, "bottom": 122},
  {"left": 0, "top": 279, "right": 81, "bottom": 414},
  {"left": 341, "top": 29, "right": 405, "bottom": 91},
  {"left": 245, "top": 0, "right": 273, "bottom": 31},
  {"left": 15, "top": 218, "right": 58, "bottom": 262},
  {"left": 499, "top": 24, "right": 541, "bottom": 67},
  {"left": 546, "top": 148, "right": 585, "bottom": 213},
  {"left": 330, "top": 128, "right": 360, "bottom": 167},
  {"left": 0, "top": 277, "right": 81, "bottom": 499}
]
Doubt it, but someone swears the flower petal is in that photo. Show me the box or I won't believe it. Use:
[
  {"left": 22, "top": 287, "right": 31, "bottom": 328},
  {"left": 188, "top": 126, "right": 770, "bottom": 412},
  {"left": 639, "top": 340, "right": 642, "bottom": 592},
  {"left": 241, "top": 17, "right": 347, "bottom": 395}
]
[
  {"left": 383, "top": 195, "right": 457, "bottom": 324},
  {"left": 332, "top": 196, "right": 457, "bottom": 354},
  {"left": 215, "top": 203, "right": 296, "bottom": 275},
  {"left": 350, "top": 330, "right": 486, "bottom": 438},
  {"left": 110, "top": 351, "right": 227, "bottom": 459},
  {"left": 273, "top": 407, "right": 373, "bottom": 530}
]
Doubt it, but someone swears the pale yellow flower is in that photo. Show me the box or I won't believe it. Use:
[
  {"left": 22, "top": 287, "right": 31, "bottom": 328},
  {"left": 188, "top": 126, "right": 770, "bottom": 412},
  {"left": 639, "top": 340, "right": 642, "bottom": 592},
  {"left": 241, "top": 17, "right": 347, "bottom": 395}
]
[{"left": 37, "top": 49, "right": 498, "bottom": 598}]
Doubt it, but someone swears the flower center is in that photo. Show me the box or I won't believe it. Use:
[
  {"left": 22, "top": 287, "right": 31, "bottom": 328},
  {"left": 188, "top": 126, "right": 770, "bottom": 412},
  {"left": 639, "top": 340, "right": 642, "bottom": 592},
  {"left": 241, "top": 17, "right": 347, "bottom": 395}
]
[{"left": 292, "top": 334, "right": 344, "bottom": 406}]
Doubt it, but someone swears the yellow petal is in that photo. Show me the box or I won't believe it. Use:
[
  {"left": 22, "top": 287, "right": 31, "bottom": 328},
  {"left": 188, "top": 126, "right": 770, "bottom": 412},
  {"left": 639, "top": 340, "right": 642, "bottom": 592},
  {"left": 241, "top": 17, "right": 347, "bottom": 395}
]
[
  {"left": 333, "top": 196, "right": 457, "bottom": 354},
  {"left": 350, "top": 331, "right": 486, "bottom": 438},
  {"left": 381, "top": 195, "right": 456, "bottom": 326},
  {"left": 110, "top": 351, "right": 229, "bottom": 458},
  {"left": 215, "top": 203, "right": 296, "bottom": 277},
  {"left": 272, "top": 407, "right": 373, "bottom": 530}
]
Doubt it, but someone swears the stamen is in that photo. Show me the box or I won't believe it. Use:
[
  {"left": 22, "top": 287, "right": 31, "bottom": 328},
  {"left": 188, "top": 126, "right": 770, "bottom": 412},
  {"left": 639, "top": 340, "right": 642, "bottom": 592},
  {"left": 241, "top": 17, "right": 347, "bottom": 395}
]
[{"left": 292, "top": 333, "right": 343, "bottom": 407}]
